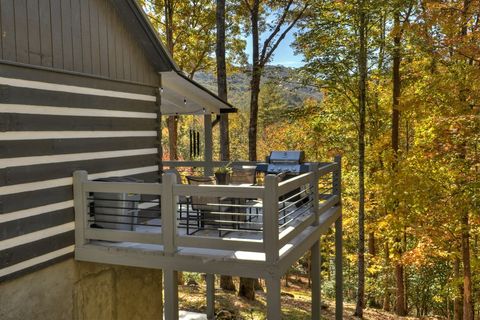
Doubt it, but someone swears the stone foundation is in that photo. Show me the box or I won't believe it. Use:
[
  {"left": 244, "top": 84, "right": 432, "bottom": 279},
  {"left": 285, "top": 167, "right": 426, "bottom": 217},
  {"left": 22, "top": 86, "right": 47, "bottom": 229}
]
[{"left": 0, "top": 259, "right": 163, "bottom": 320}]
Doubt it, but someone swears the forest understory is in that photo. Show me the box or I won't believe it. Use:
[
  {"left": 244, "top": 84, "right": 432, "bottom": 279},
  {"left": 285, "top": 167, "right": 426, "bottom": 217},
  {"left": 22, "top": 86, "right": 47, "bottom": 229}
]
[{"left": 178, "top": 275, "right": 442, "bottom": 320}]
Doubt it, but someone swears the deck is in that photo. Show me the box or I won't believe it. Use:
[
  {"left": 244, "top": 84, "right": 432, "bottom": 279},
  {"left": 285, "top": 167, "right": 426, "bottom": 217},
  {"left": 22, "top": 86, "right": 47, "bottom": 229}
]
[{"left": 72, "top": 160, "right": 343, "bottom": 319}]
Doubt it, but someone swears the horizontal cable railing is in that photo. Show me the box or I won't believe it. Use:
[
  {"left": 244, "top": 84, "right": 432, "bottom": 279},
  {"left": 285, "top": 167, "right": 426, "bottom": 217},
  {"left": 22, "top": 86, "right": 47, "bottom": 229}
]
[{"left": 73, "top": 159, "right": 341, "bottom": 263}]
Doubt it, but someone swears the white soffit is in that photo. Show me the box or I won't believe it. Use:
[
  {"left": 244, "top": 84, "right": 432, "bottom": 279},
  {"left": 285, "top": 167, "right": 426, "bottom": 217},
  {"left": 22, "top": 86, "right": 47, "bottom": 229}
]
[{"left": 160, "top": 71, "right": 232, "bottom": 115}]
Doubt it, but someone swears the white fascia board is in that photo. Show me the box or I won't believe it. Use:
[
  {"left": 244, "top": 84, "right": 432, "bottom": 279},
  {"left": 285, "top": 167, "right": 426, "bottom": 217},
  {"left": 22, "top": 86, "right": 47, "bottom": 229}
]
[{"left": 160, "top": 71, "right": 225, "bottom": 114}]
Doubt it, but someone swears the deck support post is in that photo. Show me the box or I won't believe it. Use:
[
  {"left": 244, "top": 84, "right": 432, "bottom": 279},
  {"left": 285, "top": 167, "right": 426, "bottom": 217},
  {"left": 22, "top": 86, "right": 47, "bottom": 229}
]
[
  {"left": 204, "top": 113, "right": 213, "bottom": 175},
  {"left": 164, "top": 268, "right": 179, "bottom": 320},
  {"left": 311, "top": 240, "right": 321, "bottom": 320},
  {"left": 206, "top": 274, "right": 215, "bottom": 319},
  {"left": 162, "top": 172, "right": 179, "bottom": 319},
  {"left": 266, "top": 276, "right": 282, "bottom": 319},
  {"left": 333, "top": 155, "right": 343, "bottom": 320},
  {"left": 335, "top": 216, "right": 343, "bottom": 320}
]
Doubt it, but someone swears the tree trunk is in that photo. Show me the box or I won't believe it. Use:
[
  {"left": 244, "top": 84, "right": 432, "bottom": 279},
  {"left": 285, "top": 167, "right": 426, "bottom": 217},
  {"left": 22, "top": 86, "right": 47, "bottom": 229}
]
[
  {"left": 454, "top": 257, "right": 463, "bottom": 320},
  {"left": 368, "top": 232, "right": 376, "bottom": 256},
  {"left": 167, "top": 117, "right": 178, "bottom": 160},
  {"left": 216, "top": 0, "right": 229, "bottom": 162},
  {"left": 164, "top": 0, "right": 174, "bottom": 55},
  {"left": 163, "top": 0, "right": 178, "bottom": 161},
  {"left": 383, "top": 242, "right": 391, "bottom": 312},
  {"left": 248, "top": 69, "right": 261, "bottom": 161},
  {"left": 395, "top": 263, "right": 406, "bottom": 316},
  {"left": 461, "top": 211, "right": 474, "bottom": 320},
  {"left": 243, "top": 0, "right": 261, "bottom": 300},
  {"left": 220, "top": 275, "right": 236, "bottom": 292},
  {"left": 403, "top": 230, "right": 408, "bottom": 313},
  {"left": 248, "top": 0, "right": 261, "bottom": 161},
  {"left": 239, "top": 278, "right": 255, "bottom": 300},
  {"left": 254, "top": 278, "right": 263, "bottom": 291},
  {"left": 215, "top": 0, "right": 235, "bottom": 292},
  {"left": 459, "top": 2, "right": 474, "bottom": 318},
  {"left": 177, "top": 272, "right": 184, "bottom": 285},
  {"left": 392, "top": 9, "right": 407, "bottom": 317},
  {"left": 354, "top": 2, "right": 367, "bottom": 317}
]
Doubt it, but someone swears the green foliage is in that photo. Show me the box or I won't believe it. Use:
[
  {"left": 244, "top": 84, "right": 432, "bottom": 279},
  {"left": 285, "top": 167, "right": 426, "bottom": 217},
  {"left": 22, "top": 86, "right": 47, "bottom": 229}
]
[
  {"left": 292, "top": 0, "right": 480, "bottom": 316},
  {"left": 153, "top": 0, "right": 479, "bottom": 316},
  {"left": 140, "top": 0, "right": 247, "bottom": 77}
]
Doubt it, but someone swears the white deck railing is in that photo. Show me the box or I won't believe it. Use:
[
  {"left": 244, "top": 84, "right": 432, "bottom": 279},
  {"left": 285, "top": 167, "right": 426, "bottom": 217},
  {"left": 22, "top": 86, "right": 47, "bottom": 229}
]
[{"left": 73, "top": 160, "right": 341, "bottom": 263}]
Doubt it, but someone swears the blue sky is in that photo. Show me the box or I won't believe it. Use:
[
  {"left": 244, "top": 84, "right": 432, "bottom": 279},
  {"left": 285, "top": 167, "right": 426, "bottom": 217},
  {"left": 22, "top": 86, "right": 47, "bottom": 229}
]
[{"left": 245, "top": 27, "right": 305, "bottom": 68}]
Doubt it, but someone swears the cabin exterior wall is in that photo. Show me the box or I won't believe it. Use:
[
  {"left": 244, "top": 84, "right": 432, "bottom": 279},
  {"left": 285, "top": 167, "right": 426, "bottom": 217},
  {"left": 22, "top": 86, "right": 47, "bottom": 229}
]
[
  {"left": 0, "top": 0, "right": 159, "bottom": 85},
  {"left": 0, "top": 0, "right": 164, "bottom": 316}
]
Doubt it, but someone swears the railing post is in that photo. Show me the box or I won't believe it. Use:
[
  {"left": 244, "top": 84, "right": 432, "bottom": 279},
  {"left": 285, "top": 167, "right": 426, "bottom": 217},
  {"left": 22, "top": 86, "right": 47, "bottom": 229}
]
[
  {"left": 309, "top": 163, "right": 320, "bottom": 226},
  {"left": 263, "top": 174, "right": 279, "bottom": 264},
  {"left": 73, "top": 171, "right": 89, "bottom": 248},
  {"left": 333, "top": 155, "right": 343, "bottom": 320},
  {"left": 333, "top": 155, "right": 342, "bottom": 203},
  {"left": 161, "top": 172, "right": 177, "bottom": 256},
  {"left": 161, "top": 172, "right": 179, "bottom": 320}
]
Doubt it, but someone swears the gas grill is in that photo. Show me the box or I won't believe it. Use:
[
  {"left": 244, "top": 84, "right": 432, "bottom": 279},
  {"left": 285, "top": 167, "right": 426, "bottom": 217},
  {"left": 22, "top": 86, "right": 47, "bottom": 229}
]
[
  {"left": 256, "top": 151, "right": 311, "bottom": 205},
  {"left": 256, "top": 150, "right": 309, "bottom": 176}
]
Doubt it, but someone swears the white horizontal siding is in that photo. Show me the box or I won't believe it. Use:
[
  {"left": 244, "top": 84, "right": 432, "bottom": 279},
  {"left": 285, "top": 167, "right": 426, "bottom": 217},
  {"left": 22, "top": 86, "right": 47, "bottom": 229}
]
[
  {"left": 0, "top": 166, "right": 158, "bottom": 195},
  {"left": 0, "top": 104, "right": 157, "bottom": 119},
  {"left": 0, "top": 245, "right": 75, "bottom": 278},
  {"left": 0, "top": 131, "right": 157, "bottom": 140},
  {"left": 0, "top": 77, "right": 156, "bottom": 101},
  {"left": 0, "top": 201, "right": 74, "bottom": 224},
  {"left": 0, "top": 71, "right": 160, "bottom": 281},
  {"left": 0, "top": 222, "right": 75, "bottom": 251},
  {"left": 0, "top": 148, "right": 157, "bottom": 169}
]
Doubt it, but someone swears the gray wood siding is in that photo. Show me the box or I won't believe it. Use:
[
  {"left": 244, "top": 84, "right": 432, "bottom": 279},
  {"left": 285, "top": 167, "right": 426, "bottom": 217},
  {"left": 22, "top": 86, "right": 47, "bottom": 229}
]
[
  {"left": 0, "top": 0, "right": 159, "bottom": 85},
  {"left": 0, "top": 62, "right": 160, "bottom": 281}
]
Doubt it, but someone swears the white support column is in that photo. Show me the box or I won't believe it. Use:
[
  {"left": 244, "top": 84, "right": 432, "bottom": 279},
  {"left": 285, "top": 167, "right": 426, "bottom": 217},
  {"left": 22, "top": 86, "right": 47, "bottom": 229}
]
[
  {"left": 333, "top": 155, "right": 343, "bottom": 320},
  {"left": 266, "top": 276, "right": 282, "bottom": 319},
  {"left": 311, "top": 240, "right": 321, "bottom": 320},
  {"left": 206, "top": 274, "right": 215, "bottom": 319},
  {"left": 204, "top": 113, "right": 213, "bottom": 176},
  {"left": 73, "top": 170, "right": 89, "bottom": 247},
  {"left": 164, "top": 268, "right": 179, "bottom": 320}
]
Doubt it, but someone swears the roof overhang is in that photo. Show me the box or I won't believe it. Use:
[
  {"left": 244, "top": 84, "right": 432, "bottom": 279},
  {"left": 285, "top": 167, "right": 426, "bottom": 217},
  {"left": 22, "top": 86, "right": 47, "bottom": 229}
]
[
  {"left": 112, "top": 0, "right": 177, "bottom": 72},
  {"left": 160, "top": 71, "right": 237, "bottom": 115},
  {"left": 113, "top": 0, "right": 237, "bottom": 116}
]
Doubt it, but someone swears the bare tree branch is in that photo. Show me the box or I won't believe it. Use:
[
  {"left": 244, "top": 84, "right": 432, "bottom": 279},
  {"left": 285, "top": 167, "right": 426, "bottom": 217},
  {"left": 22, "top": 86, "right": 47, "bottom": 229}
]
[
  {"left": 262, "top": 1, "right": 310, "bottom": 66},
  {"left": 259, "top": 0, "right": 294, "bottom": 63},
  {"left": 146, "top": 13, "right": 166, "bottom": 28}
]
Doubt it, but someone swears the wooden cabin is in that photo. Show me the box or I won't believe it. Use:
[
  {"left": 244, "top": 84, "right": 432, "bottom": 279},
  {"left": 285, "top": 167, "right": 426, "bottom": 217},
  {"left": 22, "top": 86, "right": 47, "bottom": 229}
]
[{"left": 0, "top": 1, "right": 343, "bottom": 319}]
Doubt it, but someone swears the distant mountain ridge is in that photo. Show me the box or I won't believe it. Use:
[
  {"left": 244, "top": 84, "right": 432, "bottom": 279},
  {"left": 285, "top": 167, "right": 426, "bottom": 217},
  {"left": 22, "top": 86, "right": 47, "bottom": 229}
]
[{"left": 193, "top": 65, "right": 322, "bottom": 111}]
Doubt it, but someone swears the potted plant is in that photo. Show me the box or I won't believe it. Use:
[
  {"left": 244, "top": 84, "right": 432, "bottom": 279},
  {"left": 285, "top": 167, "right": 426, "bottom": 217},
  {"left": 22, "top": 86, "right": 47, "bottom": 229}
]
[{"left": 214, "top": 162, "right": 232, "bottom": 185}]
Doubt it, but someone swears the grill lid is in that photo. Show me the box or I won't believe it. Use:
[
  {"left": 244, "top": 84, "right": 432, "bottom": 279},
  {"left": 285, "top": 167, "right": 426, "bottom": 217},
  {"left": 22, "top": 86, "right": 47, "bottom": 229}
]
[
  {"left": 269, "top": 151, "right": 305, "bottom": 164},
  {"left": 256, "top": 150, "right": 308, "bottom": 174}
]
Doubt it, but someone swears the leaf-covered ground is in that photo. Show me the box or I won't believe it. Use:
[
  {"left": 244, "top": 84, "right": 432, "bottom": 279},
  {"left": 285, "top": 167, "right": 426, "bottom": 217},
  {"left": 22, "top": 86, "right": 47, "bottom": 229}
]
[{"left": 178, "top": 276, "right": 442, "bottom": 320}]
